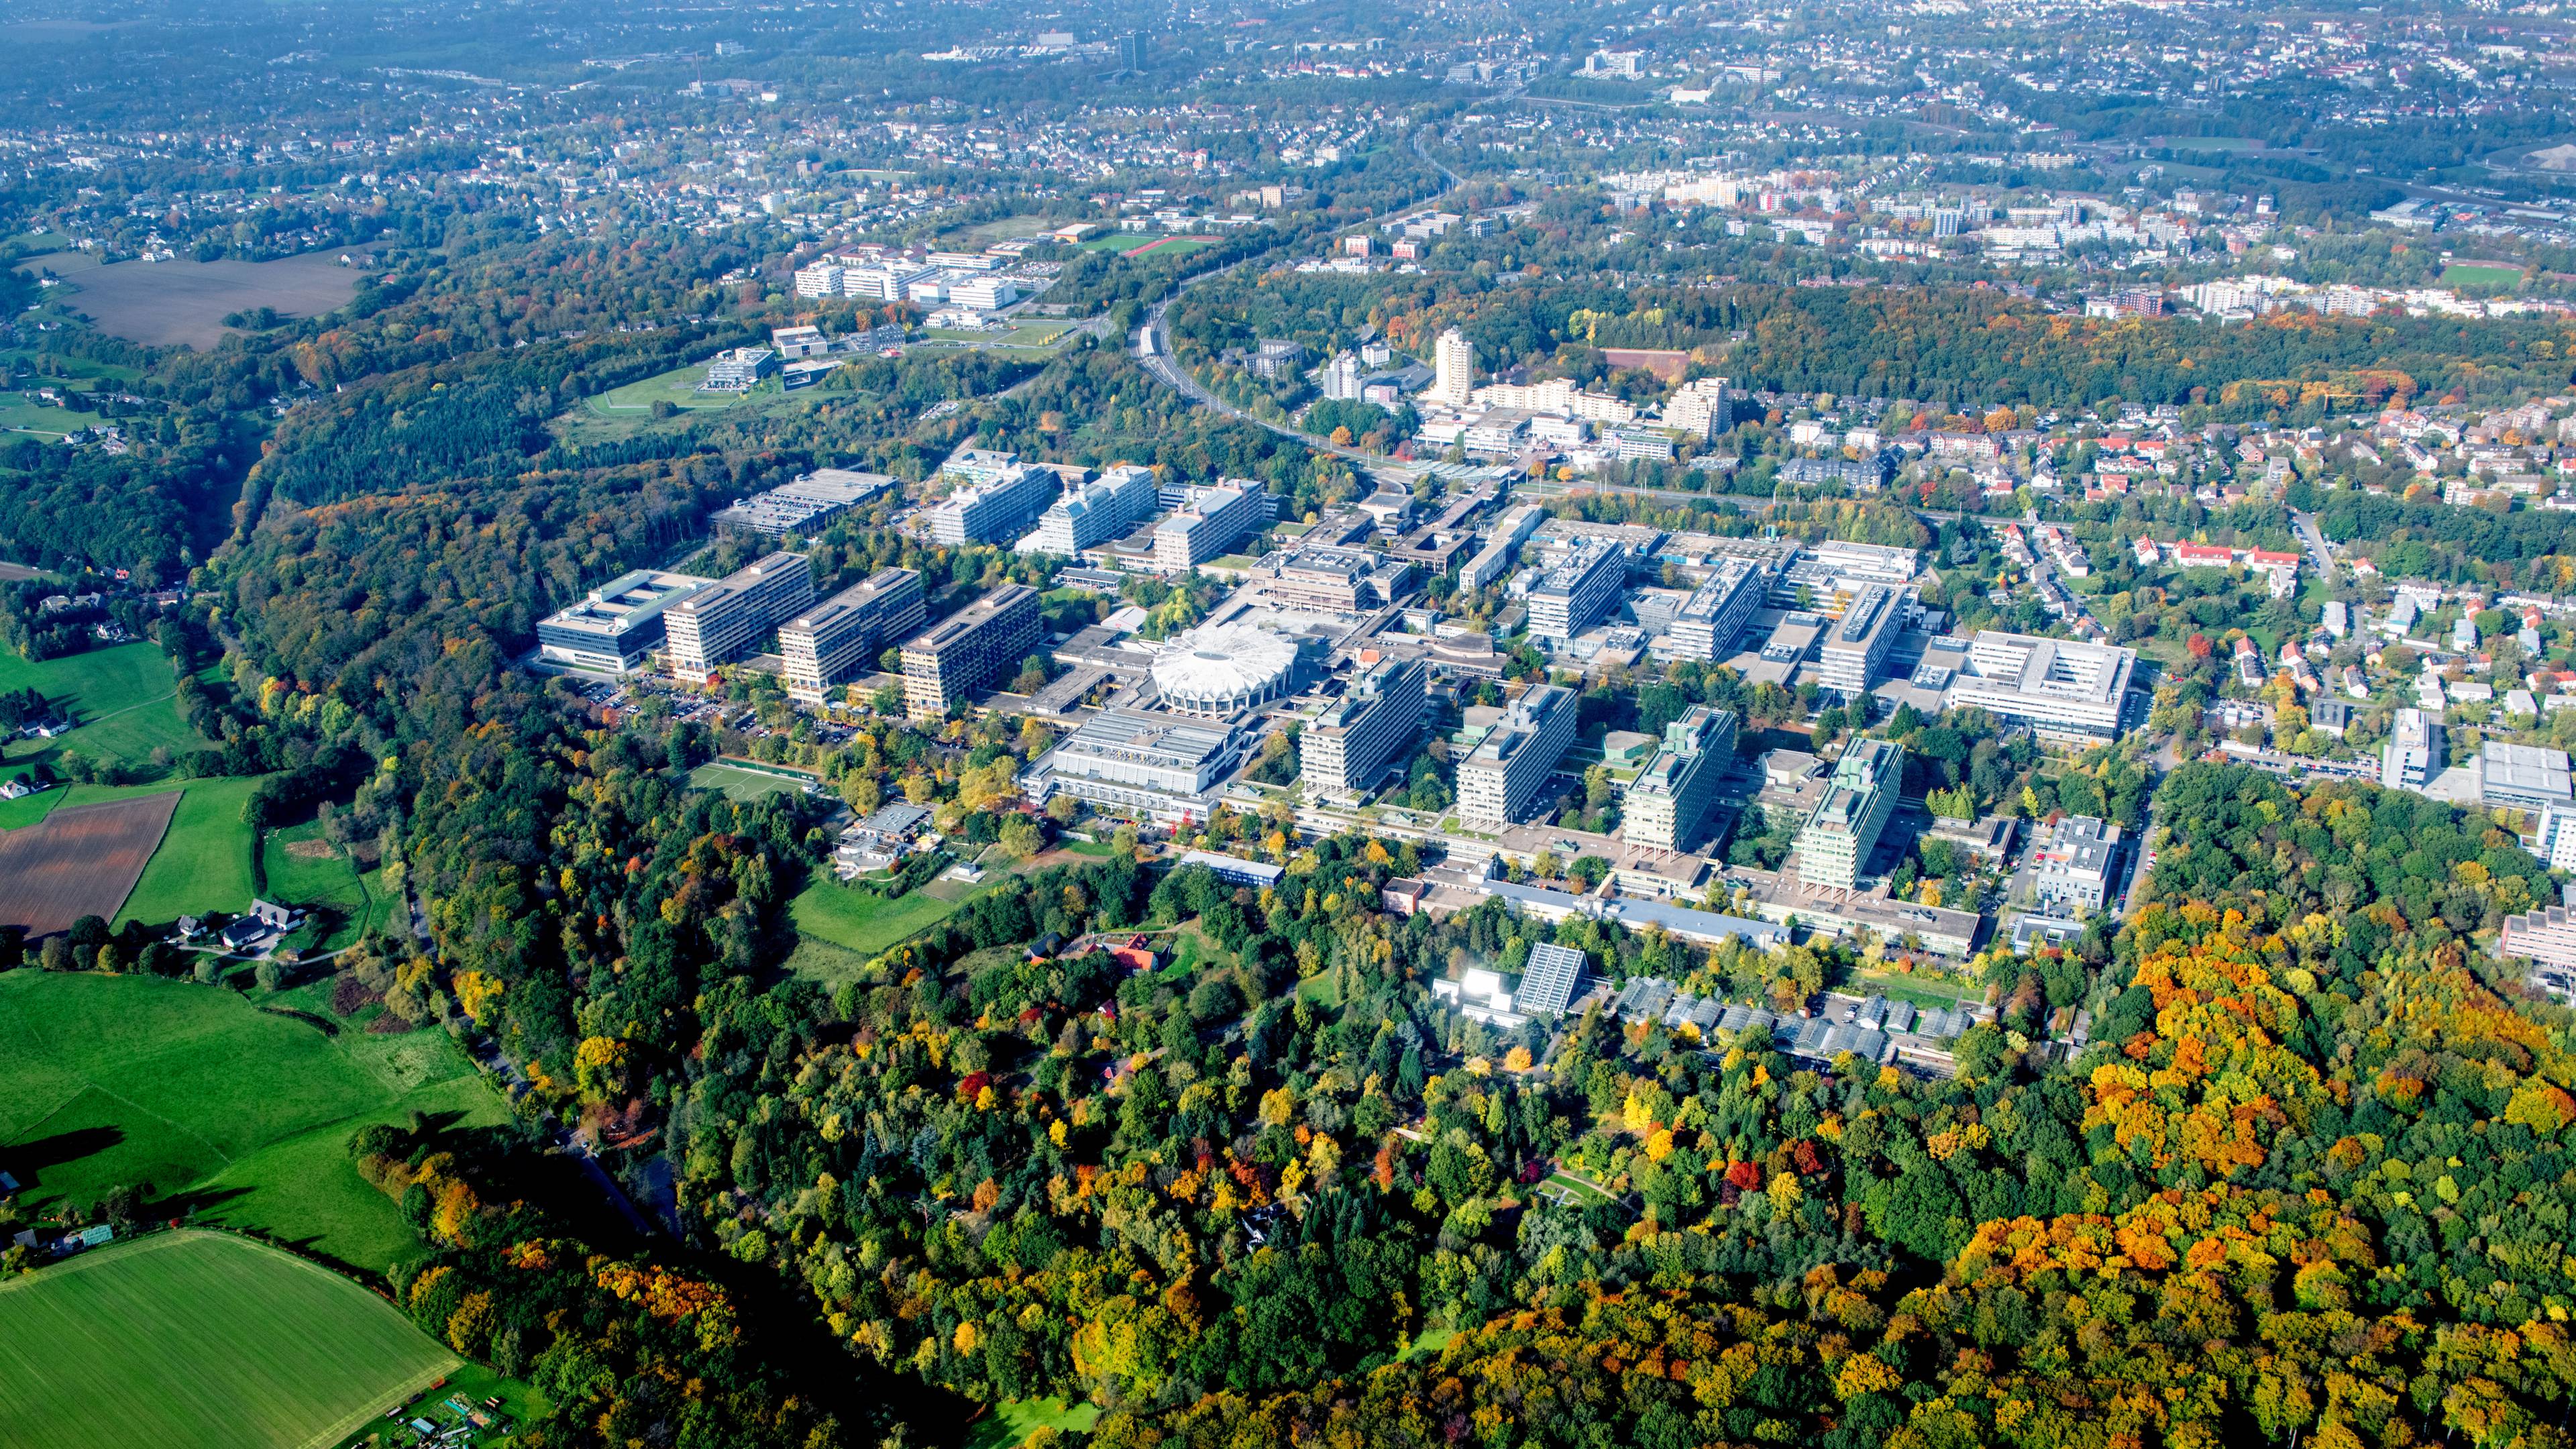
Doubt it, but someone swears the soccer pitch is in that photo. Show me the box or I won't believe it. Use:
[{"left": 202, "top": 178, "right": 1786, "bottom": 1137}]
[{"left": 0, "top": 1230, "right": 458, "bottom": 1449}]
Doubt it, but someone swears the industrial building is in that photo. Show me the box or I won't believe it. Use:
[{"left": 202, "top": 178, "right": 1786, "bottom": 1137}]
[
  {"left": 710, "top": 469, "right": 894, "bottom": 537},
  {"left": 1526, "top": 539, "right": 1625, "bottom": 643},
  {"left": 1017, "top": 464, "right": 1159, "bottom": 555},
  {"left": 1941, "top": 632, "right": 2137, "bottom": 741},
  {"left": 1817, "top": 583, "right": 1904, "bottom": 695},
  {"left": 1625, "top": 706, "right": 1737, "bottom": 852},
  {"left": 1458, "top": 684, "right": 1578, "bottom": 826},
  {"left": 1791, "top": 739, "right": 1904, "bottom": 890},
  {"left": 535, "top": 570, "right": 714, "bottom": 673},
  {"left": 899, "top": 584, "right": 1042, "bottom": 719},
  {"left": 928, "top": 465, "right": 1062, "bottom": 546},
  {"left": 2481, "top": 741, "right": 2573, "bottom": 812},
  {"left": 1039, "top": 708, "right": 1250, "bottom": 824},
  {"left": 1153, "top": 484, "right": 1269, "bottom": 570},
  {"left": 778, "top": 568, "right": 926, "bottom": 703},
  {"left": 1301, "top": 654, "right": 1426, "bottom": 801},
  {"left": 1664, "top": 557, "right": 1766, "bottom": 661},
  {"left": 663, "top": 553, "right": 814, "bottom": 678}
]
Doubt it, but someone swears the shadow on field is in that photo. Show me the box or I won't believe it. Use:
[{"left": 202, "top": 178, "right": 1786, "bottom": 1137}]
[{"left": 3, "top": 1124, "right": 125, "bottom": 1185}]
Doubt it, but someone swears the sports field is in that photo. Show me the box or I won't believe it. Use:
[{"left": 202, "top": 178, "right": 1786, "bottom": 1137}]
[
  {"left": 689, "top": 761, "right": 814, "bottom": 801},
  {"left": 2440, "top": 262, "right": 2525, "bottom": 289},
  {"left": 0, "top": 790, "right": 178, "bottom": 936},
  {"left": 0, "top": 1230, "right": 457, "bottom": 1449},
  {"left": 0, "top": 971, "right": 506, "bottom": 1272}
]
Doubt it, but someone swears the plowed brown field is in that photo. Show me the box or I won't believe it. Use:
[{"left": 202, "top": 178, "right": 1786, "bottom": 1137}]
[{"left": 0, "top": 792, "right": 178, "bottom": 938}]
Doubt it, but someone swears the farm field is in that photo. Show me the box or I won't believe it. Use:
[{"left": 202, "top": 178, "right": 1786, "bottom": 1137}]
[
  {"left": 0, "top": 1230, "right": 458, "bottom": 1449},
  {"left": 115, "top": 775, "right": 264, "bottom": 928},
  {"left": 0, "top": 971, "right": 506, "bottom": 1273},
  {"left": 44, "top": 252, "right": 360, "bottom": 349},
  {"left": 0, "top": 641, "right": 209, "bottom": 784},
  {"left": 0, "top": 790, "right": 177, "bottom": 937}
]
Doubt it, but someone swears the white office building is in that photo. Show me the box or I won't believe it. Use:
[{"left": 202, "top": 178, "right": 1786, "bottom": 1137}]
[
  {"left": 2029, "top": 814, "right": 2123, "bottom": 915},
  {"left": 1625, "top": 706, "right": 1737, "bottom": 852},
  {"left": 1942, "top": 632, "right": 2137, "bottom": 741},
  {"left": 843, "top": 265, "right": 936, "bottom": 301},
  {"left": 1018, "top": 465, "right": 1159, "bottom": 555},
  {"left": 780, "top": 568, "right": 926, "bottom": 703},
  {"left": 1153, "top": 484, "right": 1269, "bottom": 570},
  {"left": 1817, "top": 583, "right": 1904, "bottom": 696},
  {"left": 536, "top": 571, "right": 715, "bottom": 673},
  {"left": 1792, "top": 739, "right": 1904, "bottom": 890},
  {"left": 1458, "top": 684, "right": 1578, "bottom": 826},
  {"left": 1458, "top": 505, "right": 1546, "bottom": 594},
  {"left": 2481, "top": 741, "right": 2573, "bottom": 812},
  {"left": 1527, "top": 539, "right": 1626, "bottom": 643},
  {"left": 1303, "top": 654, "right": 1427, "bottom": 801},
  {"left": 950, "top": 276, "right": 1020, "bottom": 311},
  {"left": 2382, "top": 708, "right": 2445, "bottom": 792},
  {"left": 1039, "top": 708, "right": 1251, "bottom": 825},
  {"left": 1664, "top": 557, "right": 1766, "bottom": 661},
  {"left": 928, "top": 465, "right": 1062, "bottom": 545},
  {"left": 664, "top": 552, "right": 814, "bottom": 677},
  {"left": 793, "top": 263, "right": 845, "bottom": 298}
]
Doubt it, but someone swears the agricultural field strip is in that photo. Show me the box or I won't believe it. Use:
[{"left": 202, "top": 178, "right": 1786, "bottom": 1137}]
[{"left": 1, "top": 1001, "right": 237, "bottom": 1169}]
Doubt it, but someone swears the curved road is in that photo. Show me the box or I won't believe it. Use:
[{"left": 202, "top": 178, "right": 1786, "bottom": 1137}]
[{"left": 1131, "top": 125, "right": 1464, "bottom": 474}]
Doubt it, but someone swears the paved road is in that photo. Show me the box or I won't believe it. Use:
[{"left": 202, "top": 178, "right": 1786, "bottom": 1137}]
[{"left": 2290, "top": 509, "right": 2334, "bottom": 576}]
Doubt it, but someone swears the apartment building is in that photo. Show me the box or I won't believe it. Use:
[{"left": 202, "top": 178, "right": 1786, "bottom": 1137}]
[
  {"left": 1666, "top": 376, "right": 1735, "bottom": 439},
  {"left": 1817, "top": 583, "right": 1904, "bottom": 695},
  {"left": 1152, "top": 484, "right": 1268, "bottom": 571},
  {"left": 1664, "top": 557, "right": 1766, "bottom": 661},
  {"left": 2028, "top": 814, "right": 2124, "bottom": 914},
  {"left": 928, "top": 464, "right": 1062, "bottom": 546},
  {"left": 1431, "top": 328, "right": 1474, "bottom": 407},
  {"left": 779, "top": 568, "right": 926, "bottom": 703},
  {"left": 1526, "top": 539, "right": 1625, "bottom": 643},
  {"left": 1942, "top": 631, "right": 2137, "bottom": 741},
  {"left": 1792, "top": 739, "right": 1904, "bottom": 890},
  {"left": 1458, "top": 684, "right": 1578, "bottom": 826},
  {"left": 899, "top": 584, "right": 1042, "bottom": 720},
  {"left": 663, "top": 553, "right": 814, "bottom": 678},
  {"left": 1301, "top": 655, "right": 1426, "bottom": 802},
  {"left": 1625, "top": 706, "right": 1738, "bottom": 852},
  {"left": 1018, "top": 464, "right": 1159, "bottom": 555}
]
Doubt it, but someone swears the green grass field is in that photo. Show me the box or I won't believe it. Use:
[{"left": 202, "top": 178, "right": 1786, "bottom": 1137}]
[
  {"left": 114, "top": 775, "right": 263, "bottom": 927},
  {"left": 259, "top": 818, "right": 385, "bottom": 949},
  {"left": 791, "top": 868, "right": 971, "bottom": 962},
  {"left": 689, "top": 761, "right": 813, "bottom": 801},
  {"left": 965, "top": 1396, "right": 1100, "bottom": 1449},
  {"left": 0, "top": 642, "right": 210, "bottom": 785},
  {"left": 0, "top": 392, "right": 72, "bottom": 438},
  {"left": 2441, "top": 263, "right": 2525, "bottom": 290},
  {"left": 0, "top": 971, "right": 506, "bottom": 1273},
  {"left": 0, "top": 1230, "right": 458, "bottom": 1449},
  {"left": 586, "top": 362, "right": 753, "bottom": 415}
]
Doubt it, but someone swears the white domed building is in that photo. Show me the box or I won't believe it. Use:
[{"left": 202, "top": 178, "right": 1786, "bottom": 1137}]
[{"left": 1150, "top": 621, "right": 1305, "bottom": 717}]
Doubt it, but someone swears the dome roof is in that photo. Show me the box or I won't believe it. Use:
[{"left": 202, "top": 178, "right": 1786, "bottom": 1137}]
[{"left": 1150, "top": 622, "right": 1302, "bottom": 707}]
